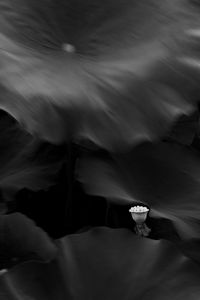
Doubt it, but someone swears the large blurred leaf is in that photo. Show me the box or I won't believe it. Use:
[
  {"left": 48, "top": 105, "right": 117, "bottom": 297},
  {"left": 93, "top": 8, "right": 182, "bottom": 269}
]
[
  {"left": 0, "top": 228, "right": 200, "bottom": 299},
  {"left": 77, "top": 142, "right": 200, "bottom": 239},
  {"left": 0, "top": 213, "right": 57, "bottom": 269},
  {"left": 0, "top": 1, "right": 200, "bottom": 150}
]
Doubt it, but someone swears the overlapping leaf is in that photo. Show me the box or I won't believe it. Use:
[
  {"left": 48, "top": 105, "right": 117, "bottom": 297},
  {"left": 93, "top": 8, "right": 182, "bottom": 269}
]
[
  {"left": 0, "top": 111, "right": 65, "bottom": 200},
  {"left": 77, "top": 142, "right": 200, "bottom": 240},
  {"left": 0, "top": 213, "right": 57, "bottom": 269},
  {"left": 165, "top": 111, "right": 199, "bottom": 145},
  {"left": 0, "top": 228, "right": 200, "bottom": 300}
]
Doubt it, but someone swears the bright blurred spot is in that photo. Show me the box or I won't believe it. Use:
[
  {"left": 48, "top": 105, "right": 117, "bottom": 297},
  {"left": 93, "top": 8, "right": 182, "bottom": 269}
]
[{"left": 62, "top": 43, "right": 76, "bottom": 53}]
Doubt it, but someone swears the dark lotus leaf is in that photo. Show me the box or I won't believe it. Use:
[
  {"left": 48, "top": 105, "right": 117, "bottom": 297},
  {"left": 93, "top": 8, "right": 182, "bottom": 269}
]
[
  {"left": 0, "top": 111, "right": 64, "bottom": 200},
  {"left": 77, "top": 142, "right": 200, "bottom": 240},
  {"left": 165, "top": 111, "right": 199, "bottom": 145},
  {"left": 0, "top": 228, "right": 200, "bottom": 300},
  {"left": 0, "top": 213, "right": 57, "bottom": 269},
  {"left": 0, "top": 1, "right": 200, "bottom": 150}
]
